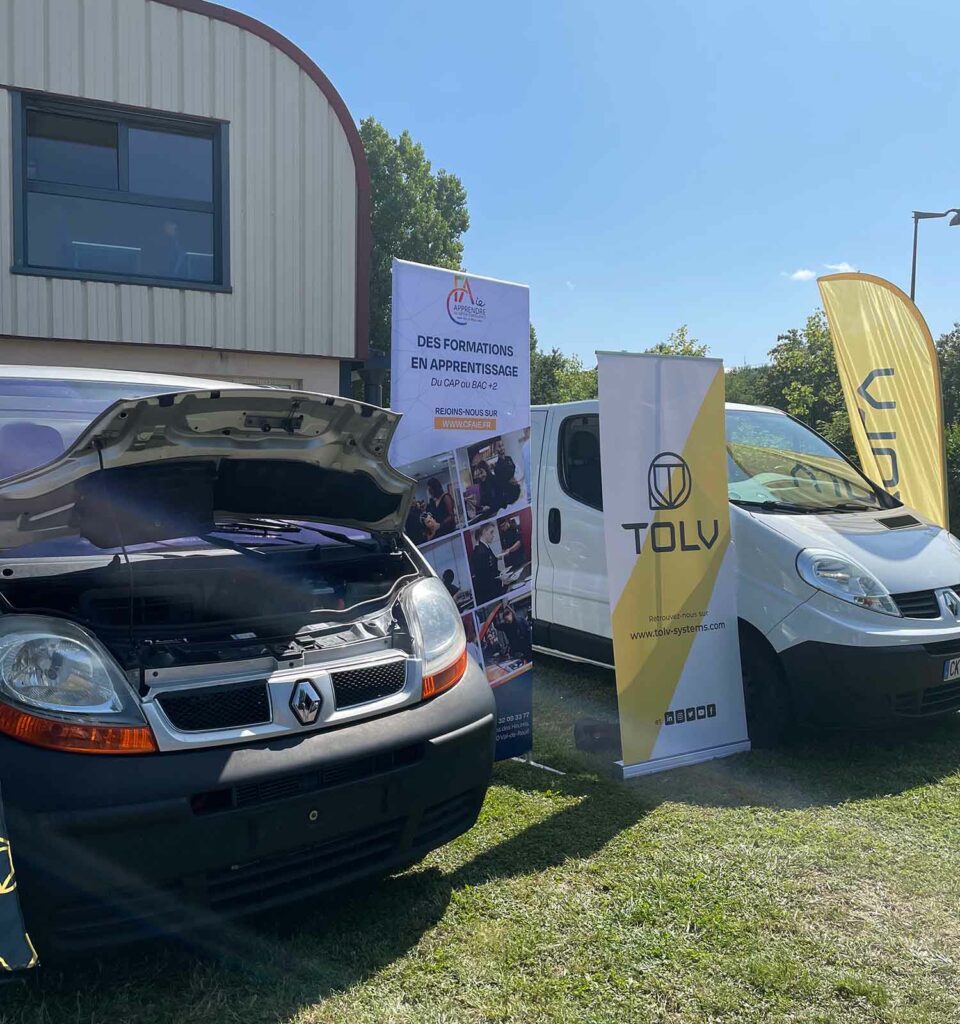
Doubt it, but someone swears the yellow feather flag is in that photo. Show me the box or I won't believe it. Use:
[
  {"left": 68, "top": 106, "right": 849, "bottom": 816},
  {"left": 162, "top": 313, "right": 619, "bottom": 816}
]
[{"left": 818, "top": 273, "right": 948, "bottom": 528}]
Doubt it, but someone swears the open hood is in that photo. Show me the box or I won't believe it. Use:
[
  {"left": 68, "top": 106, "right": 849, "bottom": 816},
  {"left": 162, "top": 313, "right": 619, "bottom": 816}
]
[{"left": 0, "top": 389, "right": 414, "bottom": 550}]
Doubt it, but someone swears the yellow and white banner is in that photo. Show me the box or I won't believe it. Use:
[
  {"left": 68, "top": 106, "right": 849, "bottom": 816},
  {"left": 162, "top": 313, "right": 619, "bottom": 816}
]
[
  {"left": 597, "top": 353, "right": 749, "bottom": 777},
  {"left": 818, "top": 273, "right": 948, "bottom": 528}
]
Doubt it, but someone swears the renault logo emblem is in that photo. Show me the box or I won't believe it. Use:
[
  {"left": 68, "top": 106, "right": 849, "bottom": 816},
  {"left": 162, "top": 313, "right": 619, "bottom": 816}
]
[
  {"left": 941, "top": 589, "right": 960, "bottom": 620},
  {"left": 290, "top": 679, "right": 323, "bottom": 725},
  {"left": 648, "top": 452, "right": 692, "bottom": 510}
]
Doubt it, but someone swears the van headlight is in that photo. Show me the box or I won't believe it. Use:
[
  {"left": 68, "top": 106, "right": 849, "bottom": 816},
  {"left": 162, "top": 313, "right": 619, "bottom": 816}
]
[
  {"left": 0, "top": 616, "right": 156, "bottom": 753},
  {"left": 796, "top": 549, "right": 901, "bottom": 617},
  {"left": 402, "top": 579, "right": 468, "bottom": 699}
]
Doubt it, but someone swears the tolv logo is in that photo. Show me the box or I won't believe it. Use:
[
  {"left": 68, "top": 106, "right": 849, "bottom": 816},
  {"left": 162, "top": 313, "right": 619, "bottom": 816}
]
[
  {"left": 648, "top": 451, "right": 692, "bottom": 510},
  {"left": 622, "top": 452, "right": 719, "bottom": 554},
  {"left": 446, "top": 274, "right": 486, "bottom": 326}
]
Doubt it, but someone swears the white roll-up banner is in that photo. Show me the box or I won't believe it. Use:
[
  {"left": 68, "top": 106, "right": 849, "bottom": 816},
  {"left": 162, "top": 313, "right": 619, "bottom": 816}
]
[
  {"left": 597, "top": 352, "right": 749, "bottom": 777},
  {"left": 391, "top": 259, "right": 533, "bottom": 759}
]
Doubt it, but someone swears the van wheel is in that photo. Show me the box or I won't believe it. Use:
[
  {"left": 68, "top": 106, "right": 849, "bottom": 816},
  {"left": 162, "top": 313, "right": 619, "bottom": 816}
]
[{"left": 739, "top": 626, "right": 792, "bottom": 749}]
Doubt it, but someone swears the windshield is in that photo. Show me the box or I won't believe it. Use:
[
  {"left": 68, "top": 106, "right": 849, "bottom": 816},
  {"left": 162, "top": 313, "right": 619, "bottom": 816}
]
[
  {"left": 0, "top": 376, "right": 190, "bottom": 480},
  {"left": 725, "top": 409, "right": 889, "bottom": 511}
]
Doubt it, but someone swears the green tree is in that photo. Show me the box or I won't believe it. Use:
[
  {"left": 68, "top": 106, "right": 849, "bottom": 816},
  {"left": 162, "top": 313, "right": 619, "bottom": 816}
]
[
  {"left": 529, "top": 325, "right": 597, "bottom": 405},
  {"left": 529, "top": 324, "right": 709, "bottom": 405},
  {"left": 757, "top": 310, "right": 854, "bottom": 456},
  {"left": 725, "top": 364, "right": 770, "bottom": 406},
  {"left": 936, "top": 322, "right": 960, "bottom": 426},
  {"left": 644, "top": 325, "right": 708, "bottom": 358},
  {"left": 361, "top": 118, "right": 470, "bottom": 358}
]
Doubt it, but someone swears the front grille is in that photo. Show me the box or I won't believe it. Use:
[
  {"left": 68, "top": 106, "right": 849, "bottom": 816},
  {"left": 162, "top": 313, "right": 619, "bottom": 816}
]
[
  {"left": 50, "top": 821, "right": 405, "bottom": 946},
  {"left": 892, "top": 589, "right": 941, "bottom": 618},
  {"left": 229, "top": 743, "right": 424, "bottom": 810},
  {"left": 893, "top": 679, "right": 960, "bottom": 717},
  {"left": 206, "top": 820, "right": 404, "bottom": 913},
  {"left": 331, "top": 658, "right": 407, "bottom": 709},
  {"left": 413, "top": 790, "right": 483, "bottom": 848},
  {"left": 157, "top": 682, "right": 270, "bottom": 732},
  {"left": 892, "top": 583, "right": 960, "bottom": 619},
  {"left": 924, "top": 637, "right": 960, "bottom": 657}
]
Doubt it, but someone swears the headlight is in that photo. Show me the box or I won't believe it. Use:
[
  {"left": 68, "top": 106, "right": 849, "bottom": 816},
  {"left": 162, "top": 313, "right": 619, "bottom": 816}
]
[
  {"left": 796, "top": 549, "right": 901, "bottom": 617},
  {"left": 0, "top": 616, "right": 156, "bottom": 754},
  {"left": 402, "top": 579, "right": 467, "bottom": 698}
]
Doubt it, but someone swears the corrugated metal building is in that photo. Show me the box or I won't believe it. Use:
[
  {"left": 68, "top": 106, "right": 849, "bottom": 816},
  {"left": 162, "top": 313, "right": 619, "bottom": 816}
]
[{"left": 0, "top": 0, "right": 369, "bottom": 390}]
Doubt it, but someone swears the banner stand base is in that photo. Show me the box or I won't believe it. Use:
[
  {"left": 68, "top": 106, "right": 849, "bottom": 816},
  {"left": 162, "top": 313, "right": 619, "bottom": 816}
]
[
  {"left": 512, "top": 752, "right": 566, "bottom": 776},
  {"left": 616, "top": 740, "right": 751, "bottom": 780}
]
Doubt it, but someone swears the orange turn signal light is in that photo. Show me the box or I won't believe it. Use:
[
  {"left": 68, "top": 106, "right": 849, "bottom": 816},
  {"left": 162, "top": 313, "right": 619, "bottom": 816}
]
[
  {"left": 0, "top": 702, "right": 158, "bottom": 755},
  {"left": 422, "top": 647, "right": 468, "bottom": 700}
]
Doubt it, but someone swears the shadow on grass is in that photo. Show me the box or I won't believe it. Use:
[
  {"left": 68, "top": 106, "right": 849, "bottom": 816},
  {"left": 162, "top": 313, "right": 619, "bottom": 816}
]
[
  {"left": 8, "top": 763, "right": 645, "bottom": 1021},
  {"left": 11, "top": 654, "right": 960, "bottom": 1018},
  {"left": 533, "top": 650, "right": 960, "bottom": 811}
]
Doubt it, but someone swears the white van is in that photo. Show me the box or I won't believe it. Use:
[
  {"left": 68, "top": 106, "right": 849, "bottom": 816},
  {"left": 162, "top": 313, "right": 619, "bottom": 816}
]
[{"left": 532, "top": 399, "right": 960, "bottom": 744}]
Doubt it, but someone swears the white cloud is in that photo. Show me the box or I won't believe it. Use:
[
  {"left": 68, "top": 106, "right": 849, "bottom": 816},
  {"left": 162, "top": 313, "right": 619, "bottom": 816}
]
[
  {"left": 784, "top": 268, "right": 817, "bottom": 281},
  {"left": 564, "top": 280, "right": 576, "bottom": 291},
  {"left": 824, "top": 261, "right": 857, "bottom": 273}
]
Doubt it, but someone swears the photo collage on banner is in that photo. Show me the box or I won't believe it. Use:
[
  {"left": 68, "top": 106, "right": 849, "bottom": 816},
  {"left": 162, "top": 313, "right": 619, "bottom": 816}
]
[{"left": 391, "top": 260, "right": 532, "bottom": 759}]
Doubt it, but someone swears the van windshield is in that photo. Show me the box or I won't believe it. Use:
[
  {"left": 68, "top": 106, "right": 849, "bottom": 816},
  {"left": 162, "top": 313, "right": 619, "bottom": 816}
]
[{"left": 725, "top": 409, "right": 893, "bottom": 512}]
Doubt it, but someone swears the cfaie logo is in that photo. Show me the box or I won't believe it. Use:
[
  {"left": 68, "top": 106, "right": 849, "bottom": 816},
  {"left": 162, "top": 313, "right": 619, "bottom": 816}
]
[
  {"left": 446, "top": 274, "right": 486, "bottom": 326},
  {"left": 622, "top": 452, "right": 719, "bottom": 555},
  {"left": 648, "top": 452, "right": 692, "bottom": 510}
]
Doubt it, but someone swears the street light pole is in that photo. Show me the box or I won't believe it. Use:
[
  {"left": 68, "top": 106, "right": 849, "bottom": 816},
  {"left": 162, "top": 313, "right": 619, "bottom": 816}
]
[
  {"left": 910, "top": 215, "right": 920, "bottom": 302},
  {"left": 910, "top": 208, "right": 960, "bottom": 303}
]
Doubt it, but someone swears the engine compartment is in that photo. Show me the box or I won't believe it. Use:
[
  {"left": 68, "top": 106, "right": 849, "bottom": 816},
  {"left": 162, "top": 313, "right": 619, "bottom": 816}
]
[{"left": 0, "top": 539, "right": 421, "bottom": 671}]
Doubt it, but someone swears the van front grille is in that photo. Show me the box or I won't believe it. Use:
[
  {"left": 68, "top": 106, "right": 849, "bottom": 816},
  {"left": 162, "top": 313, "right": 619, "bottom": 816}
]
[
  {"left": 413, "top": 790, "right": 484, "bottom": 848},
  {"left": 230, "top": 743, "right": 424, "bottom": 810},
  {"left": 206, "top": 820, "right": 404, "bottom": 913},
  {"left": 891, "top": 589, "right": 941, "bottom": 619},
  {"left": 892, "top": 680, "right": 960, "bottom": 717},
  {"left": 891, "top": 583, "right": 960, "bottom": 619},
  {"left": 331, "top": 659, "right": 407, "bottom": 708},
  {"left": 157, "top": 682, "right": 270, "bottom": 732}
]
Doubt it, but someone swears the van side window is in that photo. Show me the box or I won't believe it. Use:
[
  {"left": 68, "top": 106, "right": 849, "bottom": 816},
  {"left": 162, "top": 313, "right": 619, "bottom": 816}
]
[{"left": 559, "top": 414, "right": 603, "bottom": 510}]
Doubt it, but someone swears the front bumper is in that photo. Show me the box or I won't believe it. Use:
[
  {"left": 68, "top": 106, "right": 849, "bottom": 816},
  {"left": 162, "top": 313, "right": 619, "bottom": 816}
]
[
  {"left": 3, "top": 659, "right": 495, "bottom": 953},
  {"left": 780, "top": 638, "right": 960, "bottom": 725}
]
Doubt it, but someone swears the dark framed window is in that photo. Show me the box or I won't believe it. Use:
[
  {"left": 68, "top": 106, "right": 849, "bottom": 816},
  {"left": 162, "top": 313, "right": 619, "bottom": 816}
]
[
  {"left": 558, "top": 413, "right": 603, "bottom": 510},
  {"left": 11, "top": 93, "right": 230, "bottom": 291}
]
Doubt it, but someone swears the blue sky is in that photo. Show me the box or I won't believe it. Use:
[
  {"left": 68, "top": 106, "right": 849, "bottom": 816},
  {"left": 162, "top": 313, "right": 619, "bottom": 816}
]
[{"left": 232, "top": 0, "right": 960, "bottom": 368}]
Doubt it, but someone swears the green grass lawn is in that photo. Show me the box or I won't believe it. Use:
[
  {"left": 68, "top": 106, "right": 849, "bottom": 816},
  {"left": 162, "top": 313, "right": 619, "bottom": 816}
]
[{"left": 5, "top": 656, "right": 960, "bottom": 1023}]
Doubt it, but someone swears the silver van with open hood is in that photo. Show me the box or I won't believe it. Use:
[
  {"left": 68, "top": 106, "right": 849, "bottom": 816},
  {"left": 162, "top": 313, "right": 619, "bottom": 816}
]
[{"left": 0, "top": 367, "right": 495, "bottom": 954}]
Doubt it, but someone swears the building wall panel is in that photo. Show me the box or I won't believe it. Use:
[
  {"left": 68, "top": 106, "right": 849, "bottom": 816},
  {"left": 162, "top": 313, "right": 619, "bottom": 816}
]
[
  {"left": 83, "top": 0, "right": 119, "bottom": 101},
  {"left": 46, "top": 0, "right": 82, "bottom": 96},
  {"left": 0, "top": 0, "right": 361, "bottom": 361}
]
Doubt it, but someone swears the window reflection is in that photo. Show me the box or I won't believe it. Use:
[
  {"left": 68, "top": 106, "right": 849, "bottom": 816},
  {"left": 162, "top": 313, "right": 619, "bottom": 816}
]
[
  {"left": 27, "top": 193, "right": 214, "bottom": 282},
  {"left": 128, "top": 128, "right": 213, "bottom": 202},
  {"left": 26, "top": 112, "right": 118, "bottom": 190}
]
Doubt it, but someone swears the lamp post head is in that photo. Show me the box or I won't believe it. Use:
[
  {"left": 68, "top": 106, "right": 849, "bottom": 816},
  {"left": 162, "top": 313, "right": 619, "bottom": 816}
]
[{"left": 912, "top": 209, "right": 960, "bottom": 222}]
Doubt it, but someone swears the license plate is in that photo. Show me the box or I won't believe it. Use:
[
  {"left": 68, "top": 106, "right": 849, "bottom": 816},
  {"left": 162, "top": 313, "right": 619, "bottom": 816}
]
[{"left": 943, "top": 657, "right": 960, "bottom": 682}]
